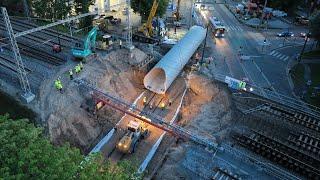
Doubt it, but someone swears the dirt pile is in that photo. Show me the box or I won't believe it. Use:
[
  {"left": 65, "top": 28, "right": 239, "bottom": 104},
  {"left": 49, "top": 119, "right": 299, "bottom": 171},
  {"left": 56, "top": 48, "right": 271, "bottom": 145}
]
[
  {"left": 43, "top": 49, "right": 146, "bottom": 152},
  {"left": 154, "top": 73, "right": 234, "bottom": 179}
]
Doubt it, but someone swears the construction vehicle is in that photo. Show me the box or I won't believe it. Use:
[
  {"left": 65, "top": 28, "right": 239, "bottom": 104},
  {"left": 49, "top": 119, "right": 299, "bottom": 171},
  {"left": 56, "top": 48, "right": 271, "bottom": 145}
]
[
  {"left": 139, "top": 0, "right": 159, "bottom": 37},
  {"left": 173, "top": 0, "right": 181, "bottom": 21},
  {"left": 116, "top": 119, "right": 149, "bottom": 154},
  {"left": 71, "top": 26, "right": 98, "bottom": 60}
]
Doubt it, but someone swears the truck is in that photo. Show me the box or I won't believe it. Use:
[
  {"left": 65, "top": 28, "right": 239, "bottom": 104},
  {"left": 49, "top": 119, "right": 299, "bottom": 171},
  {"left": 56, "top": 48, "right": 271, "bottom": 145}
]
[{"left": 116, "top": 119, "right": 150, "bottom": 154}]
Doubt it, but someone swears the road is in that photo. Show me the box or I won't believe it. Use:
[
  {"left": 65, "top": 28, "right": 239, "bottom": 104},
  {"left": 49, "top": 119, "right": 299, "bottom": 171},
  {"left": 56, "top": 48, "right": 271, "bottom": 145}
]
[{"left": 196, "top": 2, "right": 313, "bottom": 97}]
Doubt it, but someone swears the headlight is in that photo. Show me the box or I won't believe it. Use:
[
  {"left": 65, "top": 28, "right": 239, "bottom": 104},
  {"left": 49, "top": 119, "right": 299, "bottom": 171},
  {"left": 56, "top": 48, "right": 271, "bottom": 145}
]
[
  {"left": 215, "top": 33, "right": 218, "bottom": 36},
  {"left": 118, "top": 143, "right": 122, "bottom": 146},
  {"left": 291, "top": 34, "right": 294, "bottom": 37},
  {"left": 124, "top": 145, "right": 127, "bottom": 148},
  {"left": 250, "top": 87, "right": 253, "bottom": 92},
  {"left": 243, "top": 87, "right": 247, "bottom": 91},
  {"left": 222, "top": 34, "right": 225, "bottom": 37}
]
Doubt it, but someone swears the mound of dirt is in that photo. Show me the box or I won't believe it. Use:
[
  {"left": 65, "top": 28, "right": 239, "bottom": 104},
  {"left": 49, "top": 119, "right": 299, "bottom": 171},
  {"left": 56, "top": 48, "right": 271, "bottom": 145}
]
[{"left": 44, "top": 49, "right": 146, "bottom": 152}]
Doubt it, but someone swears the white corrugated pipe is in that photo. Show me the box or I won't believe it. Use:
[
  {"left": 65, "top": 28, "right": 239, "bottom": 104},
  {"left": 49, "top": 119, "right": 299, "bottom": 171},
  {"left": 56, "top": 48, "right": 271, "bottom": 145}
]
[{"left": 143, "top": 26, "right": 207, "bottom": 94}]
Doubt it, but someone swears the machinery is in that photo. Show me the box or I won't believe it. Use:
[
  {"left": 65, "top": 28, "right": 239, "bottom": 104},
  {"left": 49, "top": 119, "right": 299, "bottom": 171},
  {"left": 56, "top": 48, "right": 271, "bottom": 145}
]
[
  {"left": 139, "top": 0, "right": 159, "bottom": 37},
  {"left": 116, "top": 119, "right": 149, "bottom": 154},
  {"left": 71, "top": 26, "right": 98, "bottom": 60},
  {"left": 173, "top": 0, "right": 181, "bottom": 21}
]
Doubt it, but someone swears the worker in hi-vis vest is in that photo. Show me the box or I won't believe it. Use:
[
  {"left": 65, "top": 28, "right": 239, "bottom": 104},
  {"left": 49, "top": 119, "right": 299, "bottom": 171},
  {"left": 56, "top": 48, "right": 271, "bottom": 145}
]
[{"left": 69, "top": 69, "right": 73, "bottom": 80}]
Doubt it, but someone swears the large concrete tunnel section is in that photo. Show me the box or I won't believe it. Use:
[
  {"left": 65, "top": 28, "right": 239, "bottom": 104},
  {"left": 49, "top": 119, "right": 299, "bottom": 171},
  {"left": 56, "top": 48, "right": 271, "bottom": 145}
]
[{"left": 144, "top": 26, "right": 207, "bottom": 94}]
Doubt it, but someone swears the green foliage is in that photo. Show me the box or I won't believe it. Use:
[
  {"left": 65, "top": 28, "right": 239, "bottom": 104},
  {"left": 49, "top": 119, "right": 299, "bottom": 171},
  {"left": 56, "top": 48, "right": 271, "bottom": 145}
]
[
  {"left": 74, "top": 0, "right": 95, "bottom": 28},
  {"left": 268, "top": 0, "right": 302, "bottom": 15},
  {"left": 0, "top": 0, "right": 24, "bottom": 15},
  {"left": 309, "top": 10, "right": 320, "bottom": 43},
  {"left": 131, "top": 0, "right": 169, "bottom": 21},
  {"left": 31, "top": 0, "right": 71, "bottom": 20},
  {"left": 0, "top": 114, "right": 82, "bottom": 179},
  {"left": 0, "top": 115, "right": 141, "bottom": 179}
]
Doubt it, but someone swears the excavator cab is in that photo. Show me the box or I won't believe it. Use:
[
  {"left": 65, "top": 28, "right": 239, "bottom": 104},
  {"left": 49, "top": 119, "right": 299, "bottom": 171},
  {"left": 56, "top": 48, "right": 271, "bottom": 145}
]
[{"left": 71, "top": 26, "right": 98, "bottom": 60}]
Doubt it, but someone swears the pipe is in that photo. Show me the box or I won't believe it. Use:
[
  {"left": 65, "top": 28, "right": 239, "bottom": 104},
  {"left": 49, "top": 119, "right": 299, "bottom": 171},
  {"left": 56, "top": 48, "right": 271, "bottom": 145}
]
[{"left": 143, "top": 26, "right": 206, "bottom": 94}]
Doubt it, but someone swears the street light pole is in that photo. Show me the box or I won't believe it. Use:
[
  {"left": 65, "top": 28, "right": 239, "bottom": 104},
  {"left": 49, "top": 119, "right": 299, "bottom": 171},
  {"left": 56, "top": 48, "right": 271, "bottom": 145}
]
[
  {"left": 299, "top": 32, "right": 310, "bottom": 63},
  {"left": 200, "top": 25, "right": 209, "bottom": 65}
]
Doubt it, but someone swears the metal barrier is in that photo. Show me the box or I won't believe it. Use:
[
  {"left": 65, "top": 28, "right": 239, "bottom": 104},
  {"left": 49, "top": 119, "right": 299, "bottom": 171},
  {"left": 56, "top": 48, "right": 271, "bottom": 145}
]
[{"left": 212, "top": 72, "right": 320, "bottom": 119}]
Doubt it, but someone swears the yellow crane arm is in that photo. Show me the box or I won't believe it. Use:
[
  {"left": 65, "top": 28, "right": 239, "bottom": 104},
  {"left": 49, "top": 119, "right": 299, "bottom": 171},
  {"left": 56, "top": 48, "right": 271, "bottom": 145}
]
[{"left": 146, "top": 0, "right": 159, "bottom": 36}]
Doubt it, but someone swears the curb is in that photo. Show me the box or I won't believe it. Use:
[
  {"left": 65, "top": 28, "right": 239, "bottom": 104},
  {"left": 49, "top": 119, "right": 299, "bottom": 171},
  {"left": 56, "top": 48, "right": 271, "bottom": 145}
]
[{"left": 224, "top": 4, "right": 289, "bottom": 30}]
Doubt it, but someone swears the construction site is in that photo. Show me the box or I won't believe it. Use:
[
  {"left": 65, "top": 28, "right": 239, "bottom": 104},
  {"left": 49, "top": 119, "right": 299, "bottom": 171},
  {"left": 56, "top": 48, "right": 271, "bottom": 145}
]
[{"left": 1, "top": 0, "right": 320, "bottom": 179}]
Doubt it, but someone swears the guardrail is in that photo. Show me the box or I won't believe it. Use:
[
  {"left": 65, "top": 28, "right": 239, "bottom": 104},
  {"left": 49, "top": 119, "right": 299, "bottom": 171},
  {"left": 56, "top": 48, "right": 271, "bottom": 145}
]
[{"left": 212, "top": 72, "right": 320, "bottom": 120}]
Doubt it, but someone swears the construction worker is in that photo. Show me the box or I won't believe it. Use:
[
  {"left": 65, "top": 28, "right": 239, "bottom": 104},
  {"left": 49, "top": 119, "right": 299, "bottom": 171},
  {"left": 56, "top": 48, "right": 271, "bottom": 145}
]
[
  {"left": 69, "top": 69, "right": 73, "bottom": 80},
  {"left": 79, "top": 61, "right": 83, "bottom": 70},
  {"left": 54, "top": 78, "right": 63, "bottom": 93},
  {"left": 119, "top": 39, "right": 122, "bottom": 49},
  {"left": 159, "top": 102, "right": 166, "bottom": 110},
  {"left": 142, "top": 96, "right": 147, "bottom": 105},
  {"left": 75, "top": 64, "right": 81, "bottom": 74}
]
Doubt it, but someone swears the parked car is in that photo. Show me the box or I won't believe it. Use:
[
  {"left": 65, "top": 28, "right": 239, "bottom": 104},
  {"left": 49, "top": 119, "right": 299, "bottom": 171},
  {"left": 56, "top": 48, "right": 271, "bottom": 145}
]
[
  {"left": 300, "top": 32, "right": 312, "bottom": 38},
  {"left": 277, "top": 32, "right": 294, "bottom": 37}
]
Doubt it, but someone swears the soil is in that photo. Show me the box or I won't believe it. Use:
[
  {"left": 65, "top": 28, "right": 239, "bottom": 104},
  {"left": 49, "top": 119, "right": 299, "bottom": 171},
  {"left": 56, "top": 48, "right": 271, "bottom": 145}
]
[
  {"left": 42, "top": 48, "right": 146, "bottom": 153},
  {"left": 151, "top": 73, "right": 236, "bottom": 179}
]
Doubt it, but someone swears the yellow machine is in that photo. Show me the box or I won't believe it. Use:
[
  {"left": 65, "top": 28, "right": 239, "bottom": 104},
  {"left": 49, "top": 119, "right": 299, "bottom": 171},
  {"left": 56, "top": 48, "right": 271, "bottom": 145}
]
[
  {"left": 116, "top": 120, "right": 149, "bottom": 154},
  {"left": 139, "top": 0, "right": 159, "bottom": 37}
]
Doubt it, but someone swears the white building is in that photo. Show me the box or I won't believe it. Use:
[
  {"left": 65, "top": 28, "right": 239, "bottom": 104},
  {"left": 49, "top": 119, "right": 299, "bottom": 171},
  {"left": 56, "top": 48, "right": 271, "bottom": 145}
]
[{"left": 93, "top": 0, "right": 127, "bottom": 13}]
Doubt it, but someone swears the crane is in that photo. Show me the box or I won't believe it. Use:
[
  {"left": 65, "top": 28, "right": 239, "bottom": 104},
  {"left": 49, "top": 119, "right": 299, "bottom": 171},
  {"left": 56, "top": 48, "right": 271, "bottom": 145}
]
[
  {"left": 139, "top": 0, "right": 159, "bottom": 37},
  {"left": 71, "top": 26, "right": 98, "bottom": 60},
  {"left": 173, "top": 0, "right": 181, "bottom": 21}
]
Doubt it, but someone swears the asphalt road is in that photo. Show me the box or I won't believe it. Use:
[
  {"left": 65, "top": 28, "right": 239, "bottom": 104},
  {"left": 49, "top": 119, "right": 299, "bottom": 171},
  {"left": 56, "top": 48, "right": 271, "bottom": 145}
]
[{"left": 197, "top": 3, "right": 313, "bottom": 97}]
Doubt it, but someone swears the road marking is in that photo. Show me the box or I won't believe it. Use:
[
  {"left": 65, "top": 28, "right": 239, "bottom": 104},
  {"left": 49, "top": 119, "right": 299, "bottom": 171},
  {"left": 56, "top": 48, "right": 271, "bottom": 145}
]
[
  {"left": 272, "top": 52, "right": 279, "bottom": 57},
  {"left": 275, "top": 53, "right": 282, "bottom": 58},
  {"left": 280, "top": 55, "right": 287, "bottom": 60},
  {"left": 269, "top": 51, "right": 276, "bottom": 56},
  {"left": 283, "top": 56, "right": 289, "bottom": 61}
]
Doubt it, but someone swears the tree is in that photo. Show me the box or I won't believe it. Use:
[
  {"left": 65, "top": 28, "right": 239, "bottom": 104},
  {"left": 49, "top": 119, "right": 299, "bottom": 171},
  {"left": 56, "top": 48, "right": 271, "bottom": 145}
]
[
  {"left": 30, "top": 0, "right": 71, "bottom": 20},
  {"left": 268, "top": 0, "right": 302, "bottom": 15},
  {"left": 0, "top": 115, "right": 141, "bottom": 179},
  {"left": 74, "top": 0, "right": 95, "bottom": 28},
  {"left": 309, "top": 10, "right": 320, "bottom": 46},
  {"left": 131, "top": 0, "right": 169, "bottom": 21},
  {"left": 0, "top": 0, "right": 24, "bottom": 15}
]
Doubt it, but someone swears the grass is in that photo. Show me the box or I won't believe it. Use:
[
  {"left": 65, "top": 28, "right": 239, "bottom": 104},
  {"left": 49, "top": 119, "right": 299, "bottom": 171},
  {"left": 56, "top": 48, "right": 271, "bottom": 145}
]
[
  {"left": 291, "top": 63, "right": 320, "bottom": 107},
  {"left": 302, "top": 49, "right": 320, "bottom": 58}
]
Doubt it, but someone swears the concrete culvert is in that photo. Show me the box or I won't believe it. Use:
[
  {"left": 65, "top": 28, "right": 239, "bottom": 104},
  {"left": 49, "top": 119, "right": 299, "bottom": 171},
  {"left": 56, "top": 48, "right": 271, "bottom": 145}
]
[{"left": 144, "top": 26, "right": 207, "bottom": 94}]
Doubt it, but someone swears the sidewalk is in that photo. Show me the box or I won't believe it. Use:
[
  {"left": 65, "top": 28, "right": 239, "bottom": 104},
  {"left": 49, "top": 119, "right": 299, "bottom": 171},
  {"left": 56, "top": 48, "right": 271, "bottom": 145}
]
[{"left": 225, "top": 3, "right": 290, "bottom": 29}]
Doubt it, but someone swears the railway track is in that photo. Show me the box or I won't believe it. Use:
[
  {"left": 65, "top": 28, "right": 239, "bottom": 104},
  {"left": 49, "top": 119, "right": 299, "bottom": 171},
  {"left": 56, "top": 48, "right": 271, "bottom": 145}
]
[
  {"left": 233, "top": 130, "right": 320, "bottom": 179},
  {"left": 212, "top": 167, "right": 240, "bottom": 180},
  {"left": 262, "top": 103, "right": 320, "bottom": 133},
  {"left": 287, "top": 131, "right": 320, "bottom": 159},
  {"left": 0, "top": 34, "right": 66, "bottom": 66},
  {"left": 0, "top": 56, "right": 32, "bottom": 72}
]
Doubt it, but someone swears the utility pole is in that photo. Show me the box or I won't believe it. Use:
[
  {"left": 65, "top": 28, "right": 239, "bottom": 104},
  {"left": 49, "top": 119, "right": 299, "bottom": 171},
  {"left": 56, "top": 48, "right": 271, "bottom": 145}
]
[
  {"left": 200, "top": 25, "right": 209, "bottom": 65},
  {"left": 1, "top": 7, "right": 35, "bottom": 103},
  {"left": 22, "top": 0, "right": 30, "bottom": 20},
  {"left": 299, "top": 32, "right": 310, "bottom": 63},
  {"left": 125, "top": 0, "right": 134, "bottom": 50}
]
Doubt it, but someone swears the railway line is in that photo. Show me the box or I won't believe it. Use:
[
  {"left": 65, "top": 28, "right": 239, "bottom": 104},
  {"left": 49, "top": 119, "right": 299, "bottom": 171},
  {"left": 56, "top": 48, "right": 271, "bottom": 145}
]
[
  {"left": 212, "top": 167, "right": 240, "bottom": 180},
  {"left": 233, "top": 130, "right": 320, "bottom": 179},
  {"left": 232, "top": 95, "right": 320, "bottom": 136},
  {"left": 287, "top": 131, "right": 320, "bottom": 159}
]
